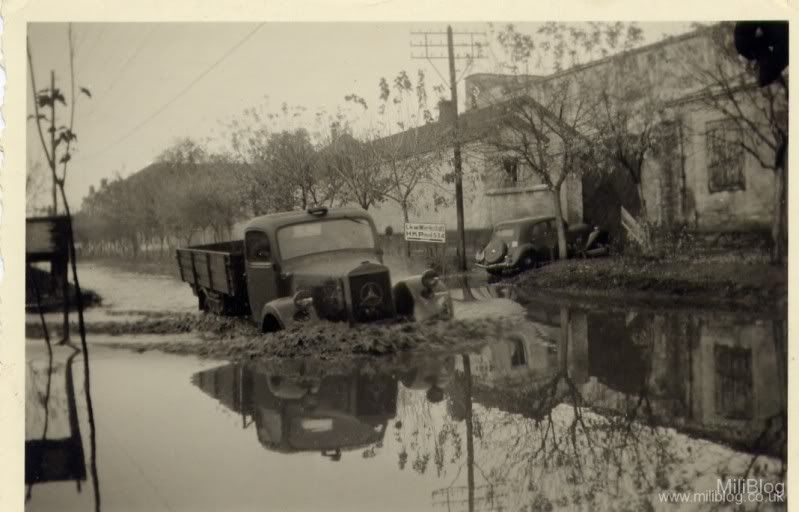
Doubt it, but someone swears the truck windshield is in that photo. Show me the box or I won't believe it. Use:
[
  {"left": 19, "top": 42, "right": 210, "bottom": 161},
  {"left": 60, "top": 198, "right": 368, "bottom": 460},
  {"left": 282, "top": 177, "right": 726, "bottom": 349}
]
[{"left": 277, "top": 218, "right": 376, "bottom": 260}]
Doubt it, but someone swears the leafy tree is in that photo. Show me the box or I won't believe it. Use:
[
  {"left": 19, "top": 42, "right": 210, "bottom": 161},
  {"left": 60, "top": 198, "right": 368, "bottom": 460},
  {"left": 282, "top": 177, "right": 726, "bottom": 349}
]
[
  {"left": 361, "top": 70, "right": 447, "bottom": 253},
  {"left": 320, "top": 121, "right": 390, "bottom": 211},
  {"left": 265, "top": 128, "right": 334, "bottom": 209},
  {"left": 26, "top": 159, "right": 48, "bottom": 215}
]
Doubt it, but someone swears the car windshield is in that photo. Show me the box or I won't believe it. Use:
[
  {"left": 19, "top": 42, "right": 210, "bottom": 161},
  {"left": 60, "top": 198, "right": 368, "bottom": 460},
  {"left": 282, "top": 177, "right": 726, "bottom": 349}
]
[
  {"left": 277, "top": 218, "right": 376, "bottom": 260},
  {"left": 492, "top": 226, "right": 517, "bottom": 242}
]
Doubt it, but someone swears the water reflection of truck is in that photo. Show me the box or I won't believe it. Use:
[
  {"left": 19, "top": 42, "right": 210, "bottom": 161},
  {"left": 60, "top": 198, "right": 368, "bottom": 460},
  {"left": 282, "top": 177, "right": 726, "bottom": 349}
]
[
  {"left": 192, "top": 364, "right": 398, "bottom": 458},
  {"left": 176, "top": 207, "right": 451, "bottom": 332}
]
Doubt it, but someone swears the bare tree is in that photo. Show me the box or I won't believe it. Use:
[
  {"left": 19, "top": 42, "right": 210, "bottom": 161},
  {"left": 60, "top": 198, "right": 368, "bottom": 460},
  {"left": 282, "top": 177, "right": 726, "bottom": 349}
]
[
  {"left": 680, "top": 22, "right": 788, "bottom": 263},
  {"left": 487, "top": 90, "right": 594, "bottom": 260},
  {"left": 480, "top": 23, "right": 647, "bottom": 259}
]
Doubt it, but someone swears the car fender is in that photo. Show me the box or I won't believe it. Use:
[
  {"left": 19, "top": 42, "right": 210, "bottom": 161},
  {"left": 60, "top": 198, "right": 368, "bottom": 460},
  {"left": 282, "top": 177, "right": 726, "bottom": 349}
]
[
  {"left": 393, "top": 275, "right": 453, "bottom": 322},
  {"left": 509, "top": 243, "right": 535, "bottom": 265},
  {"left": 260, "top": 297, "right": 319, "bottom": 332}
]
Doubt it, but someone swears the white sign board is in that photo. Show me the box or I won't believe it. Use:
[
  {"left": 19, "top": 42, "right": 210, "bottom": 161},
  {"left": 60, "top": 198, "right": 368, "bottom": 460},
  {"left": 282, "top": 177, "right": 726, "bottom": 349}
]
[{"left": 404, "top": 222, "right": 446, "bottom": 243}]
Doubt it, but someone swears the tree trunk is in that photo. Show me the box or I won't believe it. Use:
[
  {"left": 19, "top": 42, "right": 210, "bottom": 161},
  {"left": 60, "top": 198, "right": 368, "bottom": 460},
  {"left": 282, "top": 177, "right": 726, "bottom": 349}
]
[
  {"left": 552, "top": 187, "right": 568, "bottom": 260},
  {"left": 402, "top": 203, "right": 411, "bottom": 259}
]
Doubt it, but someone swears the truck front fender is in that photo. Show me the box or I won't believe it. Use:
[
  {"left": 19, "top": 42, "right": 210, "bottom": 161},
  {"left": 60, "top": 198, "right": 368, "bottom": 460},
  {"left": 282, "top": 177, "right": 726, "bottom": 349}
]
[
  {"left": 393, "top": 275, "right": 453, "bottom": 322},
  {"left": 260, "top": 297, "right": 319, "bottom": 332}
]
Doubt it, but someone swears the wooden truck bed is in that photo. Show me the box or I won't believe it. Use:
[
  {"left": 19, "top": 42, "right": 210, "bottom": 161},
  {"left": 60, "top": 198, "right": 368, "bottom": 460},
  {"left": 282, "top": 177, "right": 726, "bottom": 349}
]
[{"left": 175, "top": 241, "right": 247, "bottom": 304}]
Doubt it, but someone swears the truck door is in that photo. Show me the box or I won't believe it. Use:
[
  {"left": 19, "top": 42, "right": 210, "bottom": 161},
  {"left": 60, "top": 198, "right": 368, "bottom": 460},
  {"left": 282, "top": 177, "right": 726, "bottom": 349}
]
[{"left": 244, "top": 230, "right": 279, "bottom": 323}]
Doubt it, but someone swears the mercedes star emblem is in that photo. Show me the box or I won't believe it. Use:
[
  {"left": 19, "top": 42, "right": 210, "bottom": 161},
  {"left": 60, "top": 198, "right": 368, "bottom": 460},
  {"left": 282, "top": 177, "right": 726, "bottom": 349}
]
[{"left": 359, "top": 282, "right": 383, "bottom": 307}]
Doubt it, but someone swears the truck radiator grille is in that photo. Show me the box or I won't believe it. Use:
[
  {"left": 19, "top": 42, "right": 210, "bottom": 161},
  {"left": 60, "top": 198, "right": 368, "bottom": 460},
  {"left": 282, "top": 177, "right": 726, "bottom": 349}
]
[{"left": 348, "top": 272, "right": 394, "bottom": 323}]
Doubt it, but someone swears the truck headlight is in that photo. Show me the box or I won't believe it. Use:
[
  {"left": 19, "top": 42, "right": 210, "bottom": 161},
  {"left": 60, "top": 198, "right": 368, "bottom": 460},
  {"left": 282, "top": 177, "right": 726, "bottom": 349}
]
[
  {"left": 421, "top": 269, "right": 439, "bottom": 291},
  {"left": 293, "top": 289, "right": 313, "bottom": 310}
]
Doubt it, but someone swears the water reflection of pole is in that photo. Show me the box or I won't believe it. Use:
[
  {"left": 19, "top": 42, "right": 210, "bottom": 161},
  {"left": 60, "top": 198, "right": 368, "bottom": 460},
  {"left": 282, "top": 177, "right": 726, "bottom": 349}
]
[
  {"left": 461, "top": 354, "right": 475, "bottom": 512},
  {"left": 64, "top": 350, "right": 84, "bottom": 491},
  {"left": 460, "top": 273, "right": 475, "bottom": 302},
  {"left": 559, "top": 307, "right": 569, "bottom": 374}
]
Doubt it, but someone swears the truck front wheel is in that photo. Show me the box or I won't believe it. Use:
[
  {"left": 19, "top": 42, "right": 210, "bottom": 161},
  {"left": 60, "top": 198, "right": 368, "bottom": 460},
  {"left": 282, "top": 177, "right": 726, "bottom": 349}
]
[{"left": 262, "top": 315, "right": 282, "bottom": 333}]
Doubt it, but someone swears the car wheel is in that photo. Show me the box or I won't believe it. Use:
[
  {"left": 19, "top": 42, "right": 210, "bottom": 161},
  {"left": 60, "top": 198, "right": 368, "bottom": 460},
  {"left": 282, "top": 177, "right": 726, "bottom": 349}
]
[
  {"left": 522, "top": 256, "right": 534, "bottom": 270},
  {"left": 483, "top": 239, "right": 508, "bottom": 265}
]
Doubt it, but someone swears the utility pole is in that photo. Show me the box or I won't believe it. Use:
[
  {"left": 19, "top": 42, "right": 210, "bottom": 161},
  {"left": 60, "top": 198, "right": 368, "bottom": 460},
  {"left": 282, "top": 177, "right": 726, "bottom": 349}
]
[
  {"left": 447, "top": 26, "right": 468, "bottom": 273},
  {"left": 411, "top": 26, "right": 485, "bottom": 273}
]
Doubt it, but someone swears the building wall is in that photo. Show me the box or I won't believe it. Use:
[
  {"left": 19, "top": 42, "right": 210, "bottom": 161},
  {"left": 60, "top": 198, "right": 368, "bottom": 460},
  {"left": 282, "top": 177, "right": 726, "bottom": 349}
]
[
  {"left": 365, "top": 141, "right": 582, "bottom": 235},
  {"left": 679, "top": 105, "right": 775, "bottom": 231},
  {"left": 633, "top": 105, "right": 776, "bottom": 232},
  {"left": 465, "top": 31, "right": 713, "bottom": 113},
  {"left": 364, "top": 142, "right": 489, "bottom": 234},
  {"left": 692, "top": 318, "right": 783, "bottom": 438},
  {"left": 466, "top": 27, "right": 777, "bottom": 234}
]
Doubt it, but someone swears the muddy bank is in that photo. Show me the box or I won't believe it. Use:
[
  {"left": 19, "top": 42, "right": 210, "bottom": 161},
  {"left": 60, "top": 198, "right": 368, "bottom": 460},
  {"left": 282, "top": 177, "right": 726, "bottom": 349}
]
[
  {"left": 509, "top": 257, "right": 787, "bottom": 313},
  {"left": 112, "top": 315, "right": 524, "bottom": 362},
  {"left": 25, "top": 311, "right": 258, "bottom": 339},
  {"left": 26, "top": 305, "right": 525, "bottom": 363}
]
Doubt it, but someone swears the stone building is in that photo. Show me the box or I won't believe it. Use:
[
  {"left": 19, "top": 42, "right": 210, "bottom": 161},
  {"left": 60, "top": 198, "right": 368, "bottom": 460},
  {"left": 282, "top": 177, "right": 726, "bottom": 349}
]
[
  {"left": 364, "top": 97, "right": 583, "bottom": 241},
  {"left": 365, "top": 25, "right": 780, "bottom": 244}
]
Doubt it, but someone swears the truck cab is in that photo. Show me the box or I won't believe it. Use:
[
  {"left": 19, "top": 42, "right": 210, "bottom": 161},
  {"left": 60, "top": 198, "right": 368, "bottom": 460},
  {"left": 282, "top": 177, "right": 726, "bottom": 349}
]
[
  {"left": 177, "top": 207, "right": 452, "bottom": 331},
  {"left": 242, "top": 207, "right": 452, "bottom": 332}
]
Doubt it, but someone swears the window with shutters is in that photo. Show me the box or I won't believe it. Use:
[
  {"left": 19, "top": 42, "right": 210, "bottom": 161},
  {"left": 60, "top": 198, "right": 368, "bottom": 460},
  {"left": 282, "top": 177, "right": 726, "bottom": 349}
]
[
  {"left": 706, "top": 119, "right": 746, "bottom": 193},
  {"left": 714, "top": 344, "right": 753, "bottom": 420}
]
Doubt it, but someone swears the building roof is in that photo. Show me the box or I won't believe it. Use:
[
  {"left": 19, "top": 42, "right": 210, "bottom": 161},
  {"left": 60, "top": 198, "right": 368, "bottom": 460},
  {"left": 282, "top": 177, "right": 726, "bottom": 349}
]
[
  {"left": 244, "top": 206, "right": 373, "bottom": 233},
  {"left": 465, "top": 25, "right": 710, "bottom": 97},
  {"left": 364, "top": 94, "right": 577, "bottom": 161},
  {"left": 496, "top": 215, "right": 556, "bottom": 227}
]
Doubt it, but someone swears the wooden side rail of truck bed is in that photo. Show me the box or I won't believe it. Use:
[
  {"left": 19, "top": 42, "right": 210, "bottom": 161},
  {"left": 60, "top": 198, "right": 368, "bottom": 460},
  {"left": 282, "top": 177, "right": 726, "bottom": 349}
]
[{"left": 175, "top": 241, "right": 248, "bottom": 314}]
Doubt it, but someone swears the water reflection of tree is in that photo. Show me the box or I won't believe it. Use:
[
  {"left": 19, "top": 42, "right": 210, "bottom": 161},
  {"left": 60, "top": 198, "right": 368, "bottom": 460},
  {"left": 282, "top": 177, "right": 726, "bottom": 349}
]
[{"left": 394, "top": 305, "right": 787, "bottom": 510}]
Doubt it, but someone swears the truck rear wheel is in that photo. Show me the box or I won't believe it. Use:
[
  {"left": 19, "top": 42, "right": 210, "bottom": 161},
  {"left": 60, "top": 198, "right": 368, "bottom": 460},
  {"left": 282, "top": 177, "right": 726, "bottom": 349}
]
[{"left": 197, "top": 290, "right": 208, "bottom": 312}]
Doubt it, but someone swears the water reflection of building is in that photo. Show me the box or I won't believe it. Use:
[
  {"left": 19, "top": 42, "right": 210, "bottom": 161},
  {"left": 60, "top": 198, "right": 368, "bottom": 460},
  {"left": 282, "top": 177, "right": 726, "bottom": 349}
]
[
  {"left": 463, "top": 289, "right": 786, "bottom": 456},
  {"left": 192, "top": 364, "right": 398, "bottom": 459}
]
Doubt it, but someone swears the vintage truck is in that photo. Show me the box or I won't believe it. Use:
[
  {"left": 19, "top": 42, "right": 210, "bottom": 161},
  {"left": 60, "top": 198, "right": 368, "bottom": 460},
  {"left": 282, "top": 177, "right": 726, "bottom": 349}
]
[
  {"left": 176, "top": 206, "right": 452, "bottom": 332},
  {"left": 193, "top": 363, "right": 398, "bottom": 459}
]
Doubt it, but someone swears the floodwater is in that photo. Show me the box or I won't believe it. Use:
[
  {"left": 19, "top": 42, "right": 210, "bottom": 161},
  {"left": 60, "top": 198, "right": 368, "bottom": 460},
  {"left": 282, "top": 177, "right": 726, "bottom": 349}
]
[
  {"left": 26, "top": 262, "right": 199, "bottom": 331},
  {"left": 24, "top": 264, "right": 787, "bottom": 511}
]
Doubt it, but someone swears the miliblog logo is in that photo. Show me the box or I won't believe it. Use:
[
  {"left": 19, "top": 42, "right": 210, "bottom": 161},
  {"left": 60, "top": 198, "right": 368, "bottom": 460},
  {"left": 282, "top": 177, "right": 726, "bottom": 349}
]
[{"left": 715, "top": 478, "right": 785, "bottom": 504}]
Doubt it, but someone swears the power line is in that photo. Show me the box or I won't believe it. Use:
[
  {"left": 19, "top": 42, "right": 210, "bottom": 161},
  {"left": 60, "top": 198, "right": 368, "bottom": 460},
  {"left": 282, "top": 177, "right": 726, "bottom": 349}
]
[
  {"left": 84, "top": 25, "right": 159, "bottom": 119},
  {"left": 80, "top": 22, "right": 265, "bottom": 161}
]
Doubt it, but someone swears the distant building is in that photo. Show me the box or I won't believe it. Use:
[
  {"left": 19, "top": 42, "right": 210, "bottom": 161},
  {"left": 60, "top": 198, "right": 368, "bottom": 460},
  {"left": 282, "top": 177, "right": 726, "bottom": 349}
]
[{"left": 364, "top": 25, "right": 779, "bottom": 242}]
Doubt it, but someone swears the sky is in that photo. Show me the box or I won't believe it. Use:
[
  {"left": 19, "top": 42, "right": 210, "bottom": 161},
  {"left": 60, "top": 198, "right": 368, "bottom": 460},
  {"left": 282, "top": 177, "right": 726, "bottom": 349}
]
[{"left": 26, "top": 22, "right": 695, "bottom": 211}]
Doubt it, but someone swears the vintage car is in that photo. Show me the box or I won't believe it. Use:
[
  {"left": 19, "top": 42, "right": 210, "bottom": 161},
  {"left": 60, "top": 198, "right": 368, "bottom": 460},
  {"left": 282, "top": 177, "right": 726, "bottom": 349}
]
[
  {"left": 475, "top": 215, "right": 609, "bottom": 275},
  {"left": 176, "top": 206, "right": 452, "bottom": 332}
]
